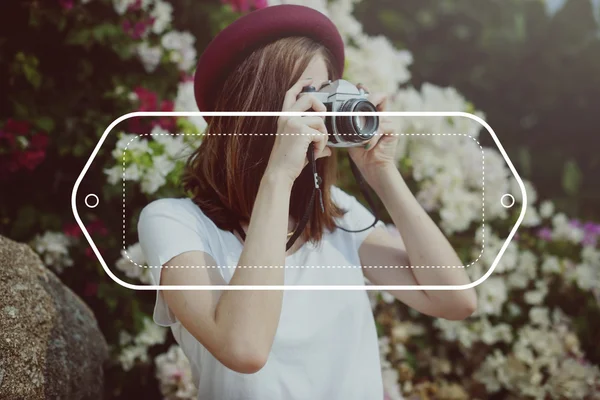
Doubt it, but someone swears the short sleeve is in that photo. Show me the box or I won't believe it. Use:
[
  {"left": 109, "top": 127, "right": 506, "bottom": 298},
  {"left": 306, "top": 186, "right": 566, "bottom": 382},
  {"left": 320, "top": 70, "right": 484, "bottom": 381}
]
[
  {"left": 331, "top": 186, "right": 385, "bottom": 250},
  {"left": 137, "top": 198, "right": 213, "bottom": 327}
]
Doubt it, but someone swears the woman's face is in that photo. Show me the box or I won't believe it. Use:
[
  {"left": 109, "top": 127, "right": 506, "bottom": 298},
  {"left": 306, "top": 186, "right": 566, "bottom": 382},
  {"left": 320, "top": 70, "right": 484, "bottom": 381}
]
[{"left": 297, "top": 54, "right": 330, "bottom": 90}]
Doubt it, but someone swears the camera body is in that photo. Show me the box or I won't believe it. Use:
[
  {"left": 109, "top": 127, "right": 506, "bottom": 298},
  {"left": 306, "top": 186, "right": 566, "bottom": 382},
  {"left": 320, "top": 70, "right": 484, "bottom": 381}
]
[{"left": 299, "top": 79, "right": 379, "bottom": 147}]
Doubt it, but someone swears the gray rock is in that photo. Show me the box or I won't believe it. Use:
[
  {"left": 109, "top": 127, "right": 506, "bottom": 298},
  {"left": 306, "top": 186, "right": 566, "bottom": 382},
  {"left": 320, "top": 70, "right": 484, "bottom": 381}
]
[{"left": 0, "top": 235, "right": 108, "bottom": 400}]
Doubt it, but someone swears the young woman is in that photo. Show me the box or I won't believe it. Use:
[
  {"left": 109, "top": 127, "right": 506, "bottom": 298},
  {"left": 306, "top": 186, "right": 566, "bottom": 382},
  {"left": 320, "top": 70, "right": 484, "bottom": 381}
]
[{"left": 138, "top": 5, "right": 477, "bottom": 399}]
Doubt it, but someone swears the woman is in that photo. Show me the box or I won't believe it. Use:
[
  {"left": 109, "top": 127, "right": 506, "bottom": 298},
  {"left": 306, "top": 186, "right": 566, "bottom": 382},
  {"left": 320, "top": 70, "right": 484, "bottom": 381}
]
[{"left": 138, "top": 5, "right": 477, "bottom": 399}]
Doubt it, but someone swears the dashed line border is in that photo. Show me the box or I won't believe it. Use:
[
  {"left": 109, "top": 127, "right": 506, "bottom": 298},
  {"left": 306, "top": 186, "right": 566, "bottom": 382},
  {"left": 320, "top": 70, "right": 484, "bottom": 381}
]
[{"left": 122, "top": 132, "right": 485, "bottom": 269}]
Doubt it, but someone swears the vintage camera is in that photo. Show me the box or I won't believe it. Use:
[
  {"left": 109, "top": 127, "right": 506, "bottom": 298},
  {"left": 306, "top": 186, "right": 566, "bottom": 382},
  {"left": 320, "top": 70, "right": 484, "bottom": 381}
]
[{"left": 299, "top": 79, "right": 379, "bottom": 147}]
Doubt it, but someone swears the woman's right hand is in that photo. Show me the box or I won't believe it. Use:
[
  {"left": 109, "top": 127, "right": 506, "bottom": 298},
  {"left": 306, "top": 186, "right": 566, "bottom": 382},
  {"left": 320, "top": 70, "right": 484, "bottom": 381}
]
[{"left": 266, "top": 77, "right": 332, "bottom": 184}]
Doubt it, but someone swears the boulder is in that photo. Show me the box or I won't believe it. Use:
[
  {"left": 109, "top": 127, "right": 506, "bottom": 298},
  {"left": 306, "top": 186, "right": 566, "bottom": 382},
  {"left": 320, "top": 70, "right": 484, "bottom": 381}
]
[{"left": 0, "top": 235, "right": 108, "bottom": 399}]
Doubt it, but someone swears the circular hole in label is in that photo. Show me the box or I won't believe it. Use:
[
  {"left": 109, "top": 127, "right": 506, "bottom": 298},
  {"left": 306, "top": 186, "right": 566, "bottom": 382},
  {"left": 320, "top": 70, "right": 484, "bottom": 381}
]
[
  {"left": 85, "top": 194, "right": 99, "bottom": 209},
  {"left": 501, "top": 194, "right": 515, "bottom": 208}
]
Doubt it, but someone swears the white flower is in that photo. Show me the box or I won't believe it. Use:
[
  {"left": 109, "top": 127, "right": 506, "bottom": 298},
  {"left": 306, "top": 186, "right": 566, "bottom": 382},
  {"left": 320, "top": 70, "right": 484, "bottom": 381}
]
[
  {"left": 136, "top": 42, "right": 163, "bottom": 73},
  {"left": 552, "top": 213, "right": 585, "bottom": 244},
  {"left": 539, "top": 200, "right": 555, "bottom": 219},
  {"left": 524, "top": 280, "right": 549, "bottom": 305},
  {"left": 476, "top": 276, "right": 508, "bottom": 316},
  {"left": 151, "top": 127, "right": 190, "bottom": 159},
  {"left": 31, "top": 231, "right": 74, "bottom": 273},
  {"left": 581, "top": 245, "right": 600, "bottom": 265},
  {"left": 118, "top": 344, "right": 148, "bottom": 371},
  {"left": 541, "top": 255, "right": 561, "bottom": 275},
  {"left": 507, "top": 250, "right": 538, "bottom": 289},
  {"left": 573, "top": 263, "right": 597, "bottom": 291},
  {"left": 153, "top": 154, "right": 176, "bottom": 175},
  {"left": 115, "top": 243, "right": 152, "bottom": 284},
  {"left": 124, "top": 163, "right": 142, "bottom": 181},
  {"left": 141, "top": 166, "right": 167, "bottom": 194},
  {"left": 104, "top": 165, "right": 122, "bottom": 185},
  {"left": 151, "top": 0, "right": 173, "bottom": 34},
  {"left": 174, "top": 81, "right": 207, "bottom": 131},
  {"left": 475, "top": 350, "right": 505, "bottom": 393},
  {"left": 118, "top": 317, "right": 168, "bottom": 371},
  {"left": 345, "top": 35, "right": 412, "bottom": 93},
  {"left": 381, "top": 367, "right": 402, "bottom": 400},
  {"left": 113, "top": 0, "right": 135, "bottom": 15},
  {"left": 380, "top": 291, "right": 395, "bottom": 304},
  {"left": 155, "top": 345, "right": 198, "bottom": 400},
  {"left": 268, "top": 0, "right": 329, "bottom": 16},
  {"left": 378, "top": 336, "right": 391, "bottom": 358},
  {"left": 112, "top": 133, "right": 149, "bottom": 160},
  {"left": 479, "top": 319, "right": 513, "bottom": 345},
  {"left": 328, "top": 0, "right": 363, "bottom": 42},
  {"left": 544, "top": 358, "right": 600, "bottom": 399},
  {"left": 161, "top": 31, "right": 197, "bottom": 72},
  {"left": 135, "top": 317, "right": 168, "bottom": 347},
  {"left": 434, "top": 319, "right": 477, "bottom": 349},
  {"left": 529, "top": 307, "right": 551, "bottom": 327}
]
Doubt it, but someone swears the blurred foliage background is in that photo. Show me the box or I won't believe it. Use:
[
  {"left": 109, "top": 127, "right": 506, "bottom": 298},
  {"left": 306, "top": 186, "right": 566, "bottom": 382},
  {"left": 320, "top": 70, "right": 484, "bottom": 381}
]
[
  {"left": 1, "top": 0, "right": 599, "bottom": 399},
  {"left": 355, "top": 0, "right": 600, "bottom": 219}
]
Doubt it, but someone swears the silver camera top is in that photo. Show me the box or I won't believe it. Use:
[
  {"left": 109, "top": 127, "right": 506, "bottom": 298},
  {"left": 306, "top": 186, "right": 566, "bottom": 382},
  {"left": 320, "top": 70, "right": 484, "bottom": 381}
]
[
  {"left": 301, "top": 79, "right": 369, "bottom": 104},
  {"left": 299, "top": 79, "right": 379, "bottom": 147}
]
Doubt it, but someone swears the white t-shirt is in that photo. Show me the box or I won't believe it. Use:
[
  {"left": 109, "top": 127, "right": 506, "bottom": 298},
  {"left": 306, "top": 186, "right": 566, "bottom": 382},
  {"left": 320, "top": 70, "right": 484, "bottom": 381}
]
[{"left": 138, "top": 186, "right": 385, "bottom": 400}]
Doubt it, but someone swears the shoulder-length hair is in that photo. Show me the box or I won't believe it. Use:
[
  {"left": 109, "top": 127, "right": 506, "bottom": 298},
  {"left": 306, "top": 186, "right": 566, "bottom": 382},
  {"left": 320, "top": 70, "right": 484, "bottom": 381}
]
[{"left": 182, "top": 36, "right": 345, "bottom": 243}]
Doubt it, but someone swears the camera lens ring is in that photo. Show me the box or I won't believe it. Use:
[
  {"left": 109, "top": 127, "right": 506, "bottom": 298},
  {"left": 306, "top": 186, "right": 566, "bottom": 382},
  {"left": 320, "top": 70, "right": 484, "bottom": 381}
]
[{"left": 336, "top": 99, "right": 379, "bottom": 143}]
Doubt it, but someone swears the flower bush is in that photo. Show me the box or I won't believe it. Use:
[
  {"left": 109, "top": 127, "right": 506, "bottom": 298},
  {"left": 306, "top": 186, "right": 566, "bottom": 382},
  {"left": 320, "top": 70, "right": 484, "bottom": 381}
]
[{"left": 1, "top": 0, "right": 598, "bottom": 399}]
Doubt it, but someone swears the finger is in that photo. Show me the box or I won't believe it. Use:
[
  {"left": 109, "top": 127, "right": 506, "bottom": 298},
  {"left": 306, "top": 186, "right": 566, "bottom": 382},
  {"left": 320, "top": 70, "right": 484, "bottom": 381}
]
[
  {"left": 367, "top": 93, "right": 388, "bottom": 111},
  {"left": 356, "top": 83, "right": 370, "bottom": 93},
  {"left": 364, "top": 133, "right": 383, "bottom": 151},
  {"left": 301, "top": 125, "right": 328, "bottom": 156},
  {"left": 288, "top": 93, "right": 327, "bottom": 113},
  {"left": 288, "top": 116, "right": 327, "bottom": 135},
  {"left": 380, "top": 118, "right": 395, "bottom": 134},
  {"left": 282, "top": 77, "right": 314, "bottom": 111},
  {"left": 315, "top": 146, "right": 332, "bottom": 160}
]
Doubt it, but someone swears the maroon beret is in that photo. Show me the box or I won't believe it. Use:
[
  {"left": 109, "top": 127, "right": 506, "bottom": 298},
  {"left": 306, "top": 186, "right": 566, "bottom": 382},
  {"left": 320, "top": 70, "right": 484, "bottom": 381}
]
[{"left": 193, "top": 4, "right": 345, "bottom": 113}]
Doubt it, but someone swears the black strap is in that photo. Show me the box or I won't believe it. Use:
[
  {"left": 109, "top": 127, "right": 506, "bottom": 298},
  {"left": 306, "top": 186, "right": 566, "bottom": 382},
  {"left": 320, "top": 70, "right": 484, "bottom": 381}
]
[
  {"left": 337, "top": 154, "right": 381, "bottom": 233},
  {"left": 233, "top": 143, "right": 381, "bottom": 250}
]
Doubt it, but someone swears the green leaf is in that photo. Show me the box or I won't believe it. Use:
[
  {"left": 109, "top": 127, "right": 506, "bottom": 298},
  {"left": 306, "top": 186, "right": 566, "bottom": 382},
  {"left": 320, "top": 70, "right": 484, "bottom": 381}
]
[
  {"left": 562, "top": 159, "right": 582, "bottom": 196},
  {"left": 66, "top": 29, "right": 92, "bottom": 46},
  {"left": 517, "top": 146, "right": 532, "bottom": 178},
  {"left": 23, "top": 64, "right": 42, "bottom": 88},
  {"left": 92, "top": 23, "right": 122, "bottom": 43},
  {"left": 34, "top": 116, "right": 55, "bottom": 132}
]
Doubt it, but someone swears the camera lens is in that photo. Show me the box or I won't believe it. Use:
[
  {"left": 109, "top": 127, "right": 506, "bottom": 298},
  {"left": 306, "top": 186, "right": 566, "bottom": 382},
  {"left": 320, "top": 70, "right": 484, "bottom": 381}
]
[{"left": 337, "top": 99, "right": 379, "bottom": 143}]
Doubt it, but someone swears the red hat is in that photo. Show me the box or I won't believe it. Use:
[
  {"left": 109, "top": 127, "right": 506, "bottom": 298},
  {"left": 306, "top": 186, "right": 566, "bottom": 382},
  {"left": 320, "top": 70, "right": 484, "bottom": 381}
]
[{"left": 193, "top": 4, "right": 345, "bottom": 114}]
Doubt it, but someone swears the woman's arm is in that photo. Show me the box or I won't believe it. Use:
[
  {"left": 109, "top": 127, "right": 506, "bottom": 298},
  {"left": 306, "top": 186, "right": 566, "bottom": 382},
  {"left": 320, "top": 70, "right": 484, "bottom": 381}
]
[
  {"left": 162, "top": 169, "right": 292, "bottom": 374},
  {"left": 349, "top": 85, "right": 477, "bottom": 320},
  {"left": 359, "top": 165, "right": 477, "bottom": 320},
  {"left": 160, "top": 77, "right": 331, "bottom": 374}
]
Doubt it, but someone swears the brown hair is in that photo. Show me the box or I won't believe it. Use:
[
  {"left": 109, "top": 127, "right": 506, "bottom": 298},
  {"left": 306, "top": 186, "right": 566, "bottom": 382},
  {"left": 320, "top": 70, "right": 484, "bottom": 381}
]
[{"left": 182, "top": 36, "right": 345, "bottom": 243}]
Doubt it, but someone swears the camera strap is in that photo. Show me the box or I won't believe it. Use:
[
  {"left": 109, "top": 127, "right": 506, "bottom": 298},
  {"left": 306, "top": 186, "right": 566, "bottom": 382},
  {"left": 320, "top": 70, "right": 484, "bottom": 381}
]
[{"left": 233, "top": 143, "right": 381, "bottom": 251}]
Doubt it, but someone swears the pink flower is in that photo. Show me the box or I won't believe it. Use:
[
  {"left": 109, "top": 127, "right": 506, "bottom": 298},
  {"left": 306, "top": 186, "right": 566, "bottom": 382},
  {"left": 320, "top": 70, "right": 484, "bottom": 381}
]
[
  {"left": 85, "top": 247, "right": 95, "bottom": 259},
  {"left": 4, "top": 119, "right": 30, "bottom": 135},
  {"left": 122, "top": 19, "right": 153, "bottom": 40},
  {"left": 537, "top": 227, "right": 553, "bottom": 241},
  {"left": 0, "top": 130, "right": 16, "bottom": 148},
  {"left": 84, "top": 282, "right": 98, "bottom": 297},
  {"left": 16, "top": 149, "right": 45, "bottom": 170},
  {"left": 30, "top": 132, "right": 49, "bottom": 150},
  {"left": 89, "top": 219, "right": 108, "bottom": 236},
  {"left": 64, "top": 223, "right": 83, "bottom": 238},
  {"left": 133, "top": 86, "right": 158, "bottom": 111},
  {"left": 59, "top": 0, "right": 74, "bottom": 10}
]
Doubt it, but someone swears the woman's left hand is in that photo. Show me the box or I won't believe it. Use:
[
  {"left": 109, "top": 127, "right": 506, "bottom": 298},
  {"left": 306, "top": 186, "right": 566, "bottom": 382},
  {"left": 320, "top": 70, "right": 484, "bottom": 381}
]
[{"left": 348, "top": 84, "right": 399, "bottom": 186}]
